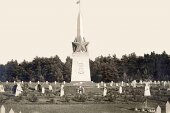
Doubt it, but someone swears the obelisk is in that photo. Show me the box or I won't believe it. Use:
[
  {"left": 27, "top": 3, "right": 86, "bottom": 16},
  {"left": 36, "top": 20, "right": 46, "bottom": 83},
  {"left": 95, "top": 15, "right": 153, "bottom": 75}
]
[{"left": 71, "top": 0, "right": 91, "bottom": 82}]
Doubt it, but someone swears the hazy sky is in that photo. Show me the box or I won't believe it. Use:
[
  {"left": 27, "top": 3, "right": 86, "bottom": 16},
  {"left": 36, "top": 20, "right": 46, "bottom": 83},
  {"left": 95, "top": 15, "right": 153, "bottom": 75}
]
[{"left": 0, "top": 0, "right": 170, "bottom": 64}]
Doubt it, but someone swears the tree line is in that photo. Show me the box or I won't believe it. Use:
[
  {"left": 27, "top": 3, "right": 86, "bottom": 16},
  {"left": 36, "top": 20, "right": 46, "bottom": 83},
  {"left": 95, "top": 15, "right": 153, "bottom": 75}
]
[{"left": 0, "top": 51, "right": 170, "bottom": 83}]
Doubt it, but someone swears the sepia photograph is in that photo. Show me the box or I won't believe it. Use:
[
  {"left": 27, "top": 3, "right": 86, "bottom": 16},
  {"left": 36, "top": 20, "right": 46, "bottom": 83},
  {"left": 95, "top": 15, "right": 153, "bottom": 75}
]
[{"left": 0, "top": 0, "right": 170, "bottom": 113}]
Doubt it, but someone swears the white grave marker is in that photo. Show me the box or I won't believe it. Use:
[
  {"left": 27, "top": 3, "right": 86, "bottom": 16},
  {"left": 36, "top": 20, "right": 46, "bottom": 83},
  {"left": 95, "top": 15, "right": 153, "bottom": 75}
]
[
  {"left": 103, "top": 83, "right": 106, "bottom": 88},
  {"left": 119, "top": 86, "right": 122, "bottom": 94},
  {"left": 121, "top": 81, "right": 124, "bottom": 86},
  {"left": 0, "top": 85, "right": 5, "bottom": 92},
  {"left": 110, "top": 81, "right": 113, "bottom": 87},
  {"left": 15, "top": 83, "right": 23, "bottom": 96},
  {"left": 0, "top": 105, "right": 5, "bottom": 113},
  {"left": 35, "top": 85, "right": 38, "bottom": 91},
  {"left": 46, "top": 81, "right": 48, "bottom": 84},
  {"left": 155, "top": 105, "right": 161, "bottom": 113},
  {"left": 9, "top": 108, "right": 14, "bottom": 113},
  {"left": 103, "top": 87, "right": 107, "bottom": 96},
  {"left": 101, "top": 81, "right": 104, "bottom": 86},
  {"left": 166, "top": 101, "right": 170, "bottom": 113},
  {"left": 97, "top": 83, "right": 100, "bottom": 88},
  {"left": 144, "top": 83, "right": 151, "bottom": 96},
  {"left": 42, "top": 87, "right": 45, "bottom": 94},
  {"left": 60, "top": 85, "right": 64, "bottom": 96},
  {"left": 49, "top": 85, "right": 53, "bottom": 91}
]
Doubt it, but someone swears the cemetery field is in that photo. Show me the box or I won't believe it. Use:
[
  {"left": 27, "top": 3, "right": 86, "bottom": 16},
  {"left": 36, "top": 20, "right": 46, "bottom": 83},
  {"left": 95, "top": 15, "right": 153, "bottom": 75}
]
[{"left": 0, "top": 82, "right": 170, "bottom": 113}]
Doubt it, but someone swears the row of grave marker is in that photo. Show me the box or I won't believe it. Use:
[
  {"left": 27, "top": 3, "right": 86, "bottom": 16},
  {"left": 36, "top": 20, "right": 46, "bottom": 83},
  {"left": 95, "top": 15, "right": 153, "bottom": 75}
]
[
  {"left": 4, "top": 81, "right": 66, "bottom": 85},
  {"left": 2, "top": 80, "right": 170, "bottom": 90},
  {"left": 0, "top": 80, "right": 152, "bottom": 97},
  {"left": 135, "top": 101, "right": 170, "bottom": 113},
  {"left": 0, "top": 105, "right": 21, "bottom": 113}
]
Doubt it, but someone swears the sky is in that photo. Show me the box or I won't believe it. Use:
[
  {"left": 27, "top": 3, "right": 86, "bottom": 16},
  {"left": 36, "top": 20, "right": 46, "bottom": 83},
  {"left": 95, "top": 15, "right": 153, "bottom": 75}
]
[{"left": 0, "top": 0, "right": 170, "bottom": 64}]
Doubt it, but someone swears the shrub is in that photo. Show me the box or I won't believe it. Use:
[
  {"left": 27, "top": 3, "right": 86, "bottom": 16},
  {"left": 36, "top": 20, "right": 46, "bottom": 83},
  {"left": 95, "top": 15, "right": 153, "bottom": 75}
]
[
  {"left": 22, "top": 91, "right": 28, "bottom": 96},
  {"left": 0, "top": 94, "right": 7, "bottom": 103},
  {"left": 28, "top": 94, "right": 38, "bottom": 102},
  {"left": 94, "top": 96, "right": 103, "bottom": 103},
  {"left": 14, "top": 95, "right": 22, "bottom": 102},
  {"left": 72, "top": 94, "right": 87, "bottom": 102},
  {"left": 22, "top": 83, "right": 29, "bottom": 91},
  {"left": 48, "top": 98, "right": 55, "bottom": 104},
  {"left": 63, "top": 95, "right": 71, "bottom": 102},
  {"left": 105, "top": 93, "right": 116, "bottom": 102},
  {"left": 4, "top": 85, "right": 12, "bottom": 91}
]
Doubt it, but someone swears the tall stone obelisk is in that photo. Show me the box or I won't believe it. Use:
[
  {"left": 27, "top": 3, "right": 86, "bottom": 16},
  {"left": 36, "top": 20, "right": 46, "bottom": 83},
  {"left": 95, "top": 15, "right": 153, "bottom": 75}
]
[{"left": 71, "top": 0, "right": 91, "bottom": 82}]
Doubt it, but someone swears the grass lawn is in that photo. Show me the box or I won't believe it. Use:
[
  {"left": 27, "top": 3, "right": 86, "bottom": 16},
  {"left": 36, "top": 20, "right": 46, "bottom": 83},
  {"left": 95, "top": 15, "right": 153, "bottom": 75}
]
[{"left": 1, "top": 103, "right": 139, "bottom": 113}]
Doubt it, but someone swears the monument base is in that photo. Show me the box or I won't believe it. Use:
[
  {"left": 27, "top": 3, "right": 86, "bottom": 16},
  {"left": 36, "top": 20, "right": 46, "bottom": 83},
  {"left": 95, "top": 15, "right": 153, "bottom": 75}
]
[{"left": 71, "top": 52, "right": 91, "bottom": 82}]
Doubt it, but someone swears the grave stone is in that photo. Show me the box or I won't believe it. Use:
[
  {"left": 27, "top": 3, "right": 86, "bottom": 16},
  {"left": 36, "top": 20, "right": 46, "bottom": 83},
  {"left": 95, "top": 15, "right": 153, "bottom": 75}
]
[
  {"left": 144, "top": 83, "right": 151, "bottom": 96},
  {"left": 139, "top": 80, "right": 143, "bottom": 84},
  {"left": 110, "top": 81, "right": 113, "bottom": 87},
  {"left": 60, "top": 85, "right": 64, "bottom": 97},
  {"left": 29, "top": 81, "right": 32, "bottom": 84},
  {"left": 101, "top": 81, "right": 104, "bottom": 86},
  {"left": 0, "top": 105, "right": 5, "bottom": 113},
  {"left": 46, "top": 81, "right": 48, "bottom": 84},
  {"left": 155, "top": 105, "right": 161, "bottom": 113},
  {"left": 131, "top": 80, "right": 136, "bottom": 88},
  {"left": 166, "top": 101, "right": 170, "bottom": 113},
  {"left": 103, "top": 87, "right": 107, "bottom": 96},
  {"left": 119, "top": 86, "right": 122, "bottom": 94},
  {"left": 154, "top": 81, "right": 157, "bottom": 84},
  {"left": 134, "top": 107, "right": 138, "bottom": 111},
  {"left": 121, "top": 81, "right": 124, "bottom": 86},
  {"left": 0, "top": 85, "right": 5, "bottom": 92},
  {"left": 42, "top": 87, "right": 45, "bottom": 94},
  {"left": 97, "top": 83, "right": 100, "bottom": 88},
  {"left": 80, "top": 82, "right": 83, "bottom": 85},
  {"left": 126, "top": 83, "right": 129, "bottom": 86},
  {"left": 49, "top": 85, "right": 53, "bottom": 91},
  {"left": 15, "top": 83, "right": 23, "bottom": 96},
  {"left": 35, "top": 85, "right": 38, "bottom": 91},
  {"left": 6, "top": 81, "right": 8, "bottom": 84},
  {"left": 157, "top": 81, "right": 160, "bottom": 84},
  {"left": 9, "top": 108, "right": 14, "bottom": 113},
  {"left": 103, "top": 83, "right": 106, "bottom": 88},
  {"left": 54, "top": 81, "right": 57, "bottom": 85}
]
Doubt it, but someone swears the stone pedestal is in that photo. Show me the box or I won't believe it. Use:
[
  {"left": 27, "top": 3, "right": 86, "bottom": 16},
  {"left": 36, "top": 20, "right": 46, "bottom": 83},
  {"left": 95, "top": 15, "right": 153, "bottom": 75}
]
[{"left": 71, "top": 52, "right": 91, "bottom": 82}]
